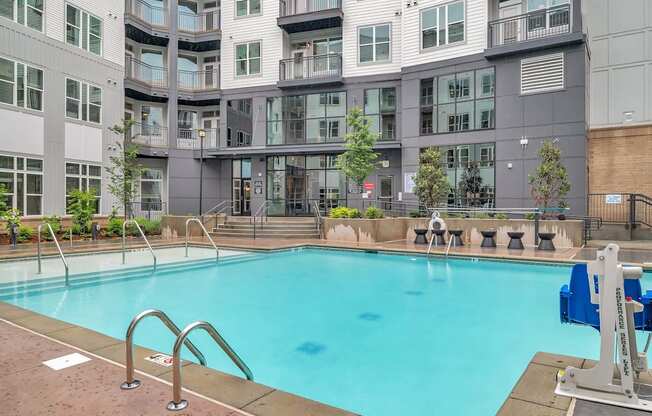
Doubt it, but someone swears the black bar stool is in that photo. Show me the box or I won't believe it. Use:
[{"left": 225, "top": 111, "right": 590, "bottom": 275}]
[
  {"left": 480, "top": 230, "right": 497, "bottom": 248},
  {"left": 507, "top": 231, "right": 525, "bottom": 250},
  {"left": 537, "top": 232, "right": 556, "bottom": 251},
  {"left": 413, "top": 228, "right": 429, "bottom": 244},
  {"left": 431, "top": 229, "right": 446, "bottom": 246},
  {"left": 448, "top": 230, "right": 464, "bottom": 247}
]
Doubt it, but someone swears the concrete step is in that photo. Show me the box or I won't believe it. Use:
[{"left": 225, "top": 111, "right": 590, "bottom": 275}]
[
  {"left": 211, "top": 231, "right": 319, "bottom": 239},
  {"left": 214, "top": 228, "right": 319, "bottom": 236},
  {"left": 225, "top": 216, "right": 316, "bottom": 225},
  {"left": 217, "top": 223, "right": 317, "bottom": 230}
]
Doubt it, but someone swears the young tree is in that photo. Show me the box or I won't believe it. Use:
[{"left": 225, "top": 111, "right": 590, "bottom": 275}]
[
  {"left": 414, "top": 147, "right": 449, "bottom": 209},
  {"left": 458, "top": 161, "right": 483, "bottom": 207},
  {"left": 67, "top": 189, "right": 97, "bottom": 234},
  {"left": 107, "top": 119, "right": 142, "bottom": 220},
  {"left": 529, "top": 139, "right": 571, "bottom": 215},
  {"left": 0, "top": 184, "right": 8, "bottom": 217},
  {"left": 336, "top": 107, "right": 380, "bottom": 190}
]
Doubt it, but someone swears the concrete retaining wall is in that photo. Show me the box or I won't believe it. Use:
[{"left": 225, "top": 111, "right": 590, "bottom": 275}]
[{"left": 161, "top": 215, "right": 225, "bottom": 239}]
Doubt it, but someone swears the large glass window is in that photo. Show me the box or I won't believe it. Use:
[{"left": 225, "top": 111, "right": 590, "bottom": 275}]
[
  {"left": 0, "top": 154, "right": 43, "bottom": 215},
  {"left": 235, "top": 41, "right": 261, "bottom": 76},
  {"left": 0, "top": 57, "right": 42, "bottom": 111},
  {"left": 358, "top": 24, "right": 390, "bottom": 64},
  {"left": 226, "top": 99, "right": 253, "bottom": 147},
  {"left": 420, "top": 67, "right": 494, "bottom": 135},
  {"left": 65, "top": 162, "right": 101, "bottom": 214},
  {"left": 65, "top": 78, "right": 102, "bottom": 123},
  {"left": 267, "top": 92, "right": 346, "bottom": 145},
  {"left": 0, "top": 0, "right": 43, "bottom": 31},
  {"left": 364, "top": 88, "right": 396, "bottom": 140},
  {"left": 421, "top": 1, "right": 465, "bottom": 49},
  {"left": 235, "top": 0, "right": 260, "bottom": 17},
  {"left": 66, "top": 4, "right": 102, "bottom": 56},
  {"left": 139, "top": 168, "right": 163, "bottom": 211}
]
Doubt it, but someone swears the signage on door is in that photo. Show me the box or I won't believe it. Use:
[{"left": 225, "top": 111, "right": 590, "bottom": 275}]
[
  {"left": 254, "top": 180, "right": 263, "bottom": 195},
  {"left": 364, "top": 182, "right": 375, "bottom": 191}
]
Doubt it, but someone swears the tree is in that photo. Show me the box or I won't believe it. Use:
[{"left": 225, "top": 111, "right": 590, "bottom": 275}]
[
  {"left": 414, "top": 147, "right": 449, "bottom": 208},
  {"left": 529, "top": 139, "right": 571, "bottom": 215},
  {"left": 458, "top": 161, "right": 483, "bottom": 207},
  {"left": 107, "top": 119, "right": 142, "bottom": 220},
  {"left": 67, "top": 189, "right": 96, "bottom": 234},
  {"left": 0, "top": 184, "right": 8, "bottom": 217},
  {"left": 336, "top": 107, "right": 380, "bottom": 190}
]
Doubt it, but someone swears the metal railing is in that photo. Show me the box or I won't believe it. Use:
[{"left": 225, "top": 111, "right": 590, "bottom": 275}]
[
  {"left": 178, "top": 9, "right": 220, "bottom": 33},
  {"left": 279, "top": 53, "right": 342, "bottom": 83},
  {"left": 125, "top": 55, "right": 168, "bottom": 88},
  {"left": 588, "top": 193, "right": 652, "bottom": 228},
  {"left": 120, "top": 309, "right": 207, "bottom": 390},
  {"left": 167, "top": 321, "right": 253, "bottom": 411},
  {"left": 185, "top": 218, "right": 219, "bottom": 260},
  {"left": 122, "top": 219, "right": 157, "bottom": 269},
  {"left": 488, "top": 4, "right": 571, "bottom": 48},
  {"left": 177, "top": 128, "right": 219, "bottom": 149},
  {"left": 251, "top": 200, "right": 270, "bottom": 239},
  {"left": 361, "top": 199, "right": 432, "bottom": 218},
  {"left": 177, "top": 68, "right": 220, "bottom": 91},
  {"left": 37, "top": 223, "right": 69, "bottom": 286},
  {"left": 279, "top": 0, "right": 341, "bottom": 16},
  {"left": 126, "top": 200, "right": 168, "bottom": 221},
  {"left": 312, "top": 200, "right": 322, "bottom": 235},
  {"left": 201, "top": 200, "right": 233, "bottom": 231},
  {"left": 126, "top": 0, "right": 167, "bottom": 27},
  {"left": 128, "top": 122, "right": 169, "bottom": 148}
]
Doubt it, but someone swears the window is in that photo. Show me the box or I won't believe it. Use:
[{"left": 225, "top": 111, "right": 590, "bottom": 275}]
[
  {"left": 65, "top": 162, "right": 101, "bottom": 214},
  {"left": 364, "top": 88, "right": 396, "bottom": 140},
  {"left": 235, "top": 0, "right": 260, "bottom": 16},
  {"left": 267, "top": 92, "right": 346, "bottom": 145},
  {"left": 65, "top": 78, "right": 102, "bottom": 123},
  {"left": 66, "top": 4, "right": 102, "bottom": 56},
  {"left": 521, "top": 53, "right": 564, "bottom": 94},
  {"left": 140, "top": 168, "right": 163, "bottom": 211},
  {"left": 0, "top": 154, "right": 43, "bottom": 215},
  {"left": 358, "top": 24, "right": 390, "bottom": 64},
  {"left": 226, "top": 99, "right": 252, "bottom": 147},
  {"left": 0, "top": 57, "right": 42, "bottom": 111},
  {"left": 420, "top": 67, "right": 495, "bottom": 135},
  {"left": 421, "top": 1, "right": 465, "bottom": 49},
  {"left": 0, "top": 0, "right": 43, "bottom": 31},
  {"left": 235, "top": 41, "right": 261, "bottom": 76}
]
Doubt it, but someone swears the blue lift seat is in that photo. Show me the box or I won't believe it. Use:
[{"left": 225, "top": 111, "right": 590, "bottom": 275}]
[{"left": 560, "top": 263, "right": 652, "bottom": 331}]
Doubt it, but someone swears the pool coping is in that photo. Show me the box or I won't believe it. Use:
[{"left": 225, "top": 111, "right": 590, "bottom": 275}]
[{"left": 0, "top": 301, "right": 359, "bottom": 416}]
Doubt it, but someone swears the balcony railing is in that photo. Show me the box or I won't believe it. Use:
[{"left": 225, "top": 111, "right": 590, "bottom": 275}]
[
  {"left": 127, "top": 200, "right": 168, "bottom": 221},
  {"left": 129, "top": 122, "right": 169, "bottom": 148},
  {"left": 177, "top": 128, "right": 219, "bottom": 149},
  {"left": 488, "top": 4, "right": 571, "bottom": 48},
  {"left": 279, "top": 0, "right": 341, "bottom": 17},
  {"left": 125, "top": 55, "right": 168, "bottom": 88},
  {"left": 125, "top": 0, "right": 167, "bottom": 27},
  {"left": 178, "top": 9, "right": 220, "bottom": 33},
  {"left": 177, "top": 68, "right": 220, "bottom": 91},
  {"left": 279, "top": 53, "right": 342, "bottom": 83}
]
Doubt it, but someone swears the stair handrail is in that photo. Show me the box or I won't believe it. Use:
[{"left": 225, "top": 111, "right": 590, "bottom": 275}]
[
  {"left": 185, "top": 217, "right": 219, "bottom": 260},
  {"left": 120, "top": 309, "right": 207, "bottom": 390},
  {"left": 251, "top": 200, "right": 270, "bottom": 239},
  {"left": 167, "top": 320, "right": 253, "bottom": 411},
  {"left": 37, "top": 223, "right": 70, "bottom": 286},
  {"left": 122, "top": 219, "right": 157, "bottom": 269},
  {"left": 312, "top": 200, "right": 322, "bottom": 235}
]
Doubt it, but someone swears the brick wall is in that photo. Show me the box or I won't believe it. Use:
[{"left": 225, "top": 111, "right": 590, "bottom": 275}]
[{"left": 588, "top": 125, "right": 652, "bottom": 196}]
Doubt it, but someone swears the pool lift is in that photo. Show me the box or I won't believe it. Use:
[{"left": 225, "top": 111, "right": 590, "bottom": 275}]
[
  {"left": 426, "top": 211, "right": 447, "bottom": 257},
  {"left": 556, "top": 243, "right": 652, "bottom": 411}
]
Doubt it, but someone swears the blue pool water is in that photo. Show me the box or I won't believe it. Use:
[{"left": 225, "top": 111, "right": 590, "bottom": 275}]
[{"left": 3, "top": 249, "right": 642, "bottom": 415}]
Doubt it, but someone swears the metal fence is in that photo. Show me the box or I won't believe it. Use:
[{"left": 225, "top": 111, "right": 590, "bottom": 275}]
[
  {"left": 279, "top": 54, "right": 342, "bottom": 82},
  {"left": 127, "top": 201, "right": 168, "bottom": 221},
  {"left": 176, "top": 128, "right": 219, "bottom": 149},
  {"left": 587, "top": 193, "right": 652, "bottom": 228},
  {"left": 488, "top": 4, "right": 570, "bottom": 48},
  {"left": 177, "top": 68, "right": 220, "bottom": 91},
  {"left": 129, "top": 122, "right": 169, "bottom": 148},
  {"left": 279, "top": 0, "right": 341, "bottom": 16},
  {"left": 126, "top": 0, "right": 167, "bottom": 27},
  {"left": 178, "top": 9, "right": 220, "bottom": 33},
  {"left": 125, "top": 54, "right": 168, "bottom": 88}
]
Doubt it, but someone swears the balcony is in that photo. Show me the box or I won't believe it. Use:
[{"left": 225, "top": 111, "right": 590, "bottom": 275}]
[
  {"left": 278, "top": 0, "right": 343, "bottom": 34},
  {"left": 129, "top": 122, "right": 169, "bottom": 148},
  {"left": 178, "top": 9, "right": 220, "bottom": 33},
  {"left": 125, "top": 54, "right": 168, "bottom": 88},
  {"left": 485, "top": 4, "right": 583, "bottom": 58},
  {"left": 177, "top": 68, "right": 220, "bottom": 91},
  {"left": 177, "top": 128, "right": 219, "bottom": 149},
  {"left": 278, "top": 53, "right": 342, "bottom": 89},
  {"left": 125, "top": 0, "right": 168, "bottom": 28}
]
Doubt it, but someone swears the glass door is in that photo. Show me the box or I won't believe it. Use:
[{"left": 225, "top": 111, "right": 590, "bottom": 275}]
[
  {"left": 232, "top": 159, "right": 252, "bottom": 216},
  {"left": 379, "top": 175, "right": 393, "bottom": 211}
]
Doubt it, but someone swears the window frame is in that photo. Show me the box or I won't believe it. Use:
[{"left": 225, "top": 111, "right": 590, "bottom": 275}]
[
  {"left": 0, "top": 153, "right": 44, "bottom": 216},
  {"left": 0, "top": 56, "right": 43, "bottom": 112},
  {"left": 363, "top": 87, "right": 397, "bottom": 140},
  {"left": 234, "top": 41, "right": 262, "bottom": 77},
  {"left": 65, "top": 161, "right": 102, "bottom": 214},
  {"left": 0, "top": 0, "right": 44, "bottom": 32},
  {"left": 357, "top": 23, "right": 391, "bottom": 65},
  {"left": 420, "top": 0, "right": 466, "bottom": 51},
  {"left": 65, "top": 77, "right": 102, "bottom": 124},
  {"left": 65, "top": 3, "right": 103, "bottom": 56},
  {"left": 235, "top": 0, "right": 261, "bottom": 18}
]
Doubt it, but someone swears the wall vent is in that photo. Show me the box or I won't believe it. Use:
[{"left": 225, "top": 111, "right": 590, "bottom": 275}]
[{"left": 520, "top": 53, "right": 564, "bottom": 95}]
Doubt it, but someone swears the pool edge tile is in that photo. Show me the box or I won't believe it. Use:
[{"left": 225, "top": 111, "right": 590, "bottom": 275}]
[
  {"left": 46, "top": 325, "right": 123, "bottom": 353},
  {"left": 93, "top": 342, "right": 194, "bottom": 378},
  {"left": 241, "top": 389, "right": 360, "bottom": 416}
]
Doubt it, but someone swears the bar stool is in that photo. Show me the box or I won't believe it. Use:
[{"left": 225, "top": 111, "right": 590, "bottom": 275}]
[
  {"left": 413, "top": 228, "right": 429, "bottom": 244},
  {"left": 507, "top": 231, "right": 525, "bottom": 250},
  {"left": 431, "top": 229, "right": 446, "bottom": 246},
  {"left": 480, "top": 230, "right": 497, "bottom": 248},
  {"left": 537, "top": 232, "right": 556, "bottom": 251},
  {"left": 448, "top": 230, "right": 464, "bottom": 247}
]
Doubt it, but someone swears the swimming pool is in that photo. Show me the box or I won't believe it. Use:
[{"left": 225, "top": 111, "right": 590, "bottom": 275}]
[{"left": 1, "top": 248, "right": 640, "bottom": 415}]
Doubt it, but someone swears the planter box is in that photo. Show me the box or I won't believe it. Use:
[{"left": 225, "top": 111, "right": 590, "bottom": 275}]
[{"left": 323, "top": 217, "right": 584, "bottom": 248}]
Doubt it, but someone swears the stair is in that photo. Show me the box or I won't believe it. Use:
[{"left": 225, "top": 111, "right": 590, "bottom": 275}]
[{"left": 211, "top": 216, "right": 320, "bottom": 239}]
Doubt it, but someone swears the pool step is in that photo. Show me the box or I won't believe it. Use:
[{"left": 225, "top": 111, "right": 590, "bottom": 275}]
[{"left": 212, "top": 217, "right": 320, "bottom": 239}]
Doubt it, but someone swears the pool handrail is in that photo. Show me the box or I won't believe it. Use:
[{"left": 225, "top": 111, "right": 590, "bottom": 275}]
[
  {"left": 201, "top": 199, "right": 233, "bottom": 230},
  {"left": 37, "top": 223, "right": 70, "bottom": 286},
  {"left": 185, "top": 217, "right": 219, "bottom": 260},
  {"left": 445, "top": 234, "right": 454, "bottom": 257},
  {"left": 122, "top": 219, "right": 157, "bottom": 269},
  {"left": 120, "top": 309, "right": 207, "bottom": 390},
  {"left": 167, "top": 320, "right": 253, "bottom": 411},
  {"left": 312, "top": 200, "right": 322, "bottom": 235}
]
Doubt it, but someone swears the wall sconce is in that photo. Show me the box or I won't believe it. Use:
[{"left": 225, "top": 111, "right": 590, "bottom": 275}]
[{"left": 520, "top": 136, "right": 528, "bottom": 151}]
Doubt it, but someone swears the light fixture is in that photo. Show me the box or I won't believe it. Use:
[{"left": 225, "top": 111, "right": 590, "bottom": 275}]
[
  {"left": 520, "top": 136, "right": 528, "bottom": 151},
  {"left": 198, "top": 128, "right": 206, "bottom": 139}
]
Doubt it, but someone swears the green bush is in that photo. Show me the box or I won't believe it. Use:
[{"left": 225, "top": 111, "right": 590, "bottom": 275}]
[
  {"left": 472, "top": 212, "right": 491, "bottom": 219},
  {"left": 329, "top": 207, "right": 361, "bottom": 219},
  {"left": 105, "top": 217, "right": 124, "bottom": 237},
  {"left": 40, "top": 215, "right": 62, "bottom": 240},
  {"left": 364, "top": 207, "right": 384, "bottom": 219},
  {"left": 408, "top": 211, "right": 423, "bottom": 218},
  {"left": 3, "top": 208, "right": 21, "bottom": 232},
  {"left": 133, "top": 217, "right": 161, "bottom": 236},
  {"left": 17, "top": 225, "right": 34, "bottom": 243},
  {"left": 525, "top": 213, "right": 536, "bottom": 220},
  {"left": 495, "top": 213, "right": 508, "bottom": 220},
  {"left": 67, "top": 189, "right": 96, "bottom": 234}
]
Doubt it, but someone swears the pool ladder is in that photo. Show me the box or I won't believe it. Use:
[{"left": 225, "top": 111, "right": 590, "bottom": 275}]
[
  {"left": 122, "top": 220, "right": 157, "bottom": 269},
  {"left": 121, "top": 309, "right": 253, "bottom": 412},
  {"left": 37, "top": 223, "right": 70, "bottom": 286}
]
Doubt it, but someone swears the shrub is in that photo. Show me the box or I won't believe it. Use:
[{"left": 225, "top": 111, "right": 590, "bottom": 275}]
[
  {"left": 3, "top": 208, "right": 21, "bottom": 232},
  {"left": 525, "top": 213, "right": 536, "bottom": 220},
  {"left": 495, "top": 213, "right": 508, "bottom": 220},
  {"left": 105, "top": 216, "right": 124, "bottom": 237},
  {"left": 408, "top": 210, "right": 422, "bottom": 218},
  {"left": 364, "top": 207, "right": 384, "bottom": 219},
  {"left": 67, "top": 189, "right": 96, "bottom": 234},
  {"left": 40, "top": 215, "right": 62, "bottom": 240},
  {"left": 472, "top": 212, "right": 491, "bottom": 219},
  {"left": 329, "top": 207, "right": 361, "bottom": 219},
  {"left": 17, "top": 225, "right": 34, "bottom": 243},
  {"left": 133, "top": 217, "right": 161, "bottom": 235}
]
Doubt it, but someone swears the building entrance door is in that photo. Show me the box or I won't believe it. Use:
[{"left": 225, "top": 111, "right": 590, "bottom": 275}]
[
  {"left": 232, "top": 159, "right": 251, "bottom": 216},
  {"left": 379, "top": 175, "right": 393, "bottom": 211}
]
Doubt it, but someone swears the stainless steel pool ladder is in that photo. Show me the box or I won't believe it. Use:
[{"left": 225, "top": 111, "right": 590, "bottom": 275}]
[
  {"left": 120, "top": 309, "right": 207, "bottom": 390},
  {"left": 167, "top": 320, "right": 253, "bottom": 411},
  {"left": 37, "top": 223, "right": 69, "bottom": 286},
  {"left": 185, "top": 218, "right": 219, "bottom": 260},
  {"left": 122, "top": 219, "right": 157, "bottom": 269},
  {"left": 445, "top": 236, "right": 454, "bottom": 257}
]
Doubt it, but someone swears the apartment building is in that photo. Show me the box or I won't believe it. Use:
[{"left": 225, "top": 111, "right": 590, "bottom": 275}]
[
  {"left": 0, "top": 0, "right": 125, "bottom": 216},
  {"left": 584, "top": 0, "right": 652, "bottom": 198}
]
